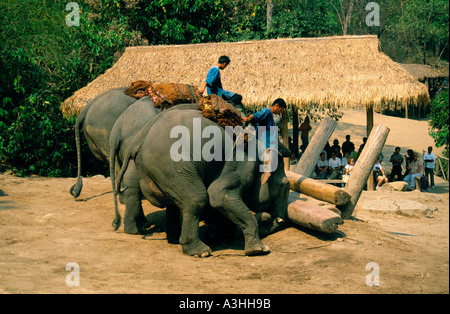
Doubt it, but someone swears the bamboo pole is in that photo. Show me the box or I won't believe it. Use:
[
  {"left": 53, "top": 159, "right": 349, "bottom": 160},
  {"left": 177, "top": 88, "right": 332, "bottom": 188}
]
[
  {"left": 291, "top": 117, "right": 337, "bottom": 178},
  {"left": 338, "top": 124, "right": 390, "bottom": 219}
]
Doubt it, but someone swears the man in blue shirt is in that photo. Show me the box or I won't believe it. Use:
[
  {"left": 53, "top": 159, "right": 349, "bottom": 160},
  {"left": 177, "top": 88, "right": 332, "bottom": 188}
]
[
  {"left": 242, "top": 98, "right": 286, "bottom": 149},
  {"left": 243, "top": 98, "right": 287, "bottom": 184},
  {"left": 197, "top": 56, "right": 245, "bottom": 113}
]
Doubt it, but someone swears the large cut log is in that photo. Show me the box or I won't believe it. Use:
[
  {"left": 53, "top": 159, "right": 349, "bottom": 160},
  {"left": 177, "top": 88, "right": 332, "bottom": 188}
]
[
  {"left": 291, "top": 117, "right": 337, "bottom": 178},
  {"left": 338, "top": 124, "right": 390, "bottom": 219},
  {"left": 287, "top": 197, "right": 341, "bottom": 234},
  {"left": 289, "top": 191, "right": 342, "bottom": 216},
  {"left": 286, "top": 170, "right": 351, "bottom": 206}
]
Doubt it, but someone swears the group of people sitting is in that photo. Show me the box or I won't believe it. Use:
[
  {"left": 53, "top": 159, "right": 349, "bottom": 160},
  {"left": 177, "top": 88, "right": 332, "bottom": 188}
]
[
  {"left": 313, "top": 142, "right": 437, "bottom": 191},
  {"left": 314, "top": 134, "right": 363, "bottom": 181}
]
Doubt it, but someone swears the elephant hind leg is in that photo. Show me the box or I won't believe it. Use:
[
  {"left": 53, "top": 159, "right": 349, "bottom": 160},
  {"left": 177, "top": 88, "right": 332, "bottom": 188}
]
[{"left": 166, "top": 205, "right": 181, "bottom": 244}]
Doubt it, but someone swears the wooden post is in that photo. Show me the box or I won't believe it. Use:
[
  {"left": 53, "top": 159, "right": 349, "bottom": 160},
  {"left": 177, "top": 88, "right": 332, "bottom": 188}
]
[
  {"left": 281, "top": 108, "right": 289, "bottom": 146},
  {"left": 366, "top": 105, "right": 375, "bottom": 191},
  {"left": 286, "top": 170, "right": 351, "bottom": 206},
  {"left": 291, "top": 117, "right": 337, "bottom": 178},
  {"left": 292, "top": 106, "right": 299, "bottom": 158},
  {"left": 281, "top": 108, "right": 290, "bottom": 171},
  {"left": 338, "top": 124, "right": 390, "bottom": 219}
]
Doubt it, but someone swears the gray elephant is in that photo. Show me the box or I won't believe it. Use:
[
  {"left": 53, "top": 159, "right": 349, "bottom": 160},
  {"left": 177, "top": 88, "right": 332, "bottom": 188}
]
[
  {"left": 70, "top": 87, "right": 138, "bottom": 198},
  {"left": 113, "top": 108, "right": 290, "bottom": 257},
  {"left": 108, "top": 96, "right": 162, "bottom": 234}
]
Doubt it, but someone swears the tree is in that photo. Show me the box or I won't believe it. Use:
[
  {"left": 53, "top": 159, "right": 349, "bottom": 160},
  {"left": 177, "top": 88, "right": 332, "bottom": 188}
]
[
  {"left": 428, "top": 88, "right": 449, "bottom": 158},
  {"left": 330, "top": 0, "right": 359, "bottom": 35},
  {"left": 267, "top": 0, "right": 274, "bottom": 29},
  {"left": 386, "top": 0, "right": 449, "bottom": 63}
]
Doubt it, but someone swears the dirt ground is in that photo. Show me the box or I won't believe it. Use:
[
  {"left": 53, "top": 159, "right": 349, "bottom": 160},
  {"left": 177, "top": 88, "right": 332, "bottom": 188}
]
[{"left": 0, "top": 109, "right": 449, "bottom": 294}]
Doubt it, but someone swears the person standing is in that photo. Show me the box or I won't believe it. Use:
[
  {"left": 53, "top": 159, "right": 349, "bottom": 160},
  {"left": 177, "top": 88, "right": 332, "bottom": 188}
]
[
  {"left": 298, "top": 116, "right": 312, "bottom": 148},
  {"left": 342, "top": 135, "right": 354, "bottom": 155},
  {"left": 423, "top": 146, "right": 436, "bottom": 189},
  {"left": 196, "top": 55, "right": 245, "bottom": 113},
  {"left": 389, "top": 147, "right": 404, "bottom": 182}
]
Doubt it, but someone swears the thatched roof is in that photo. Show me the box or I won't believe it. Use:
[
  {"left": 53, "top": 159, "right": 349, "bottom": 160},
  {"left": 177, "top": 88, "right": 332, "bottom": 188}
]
[
  {"left": 61, "top": 35, "right": 430, "bottom": 118},
  {"left": 398, "top": 63, "right": 449, "bottom": 81}
]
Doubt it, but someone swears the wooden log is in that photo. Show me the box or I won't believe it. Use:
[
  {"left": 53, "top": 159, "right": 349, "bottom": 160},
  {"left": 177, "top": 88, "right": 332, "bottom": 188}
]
[
  {"left": 366, "top": 104, "right": 375, "bottom": 191},
  {"left": 291, "top": 117, "right": 337, "bottom": 178},
  {"left": 338, "top": 124, "right": 390, "bottom": 219},
  {"left": 289, "top": 191, "right": 342, "bottom": 216},
  {"left": 287, "top": 198, "right": 341, "bottom": 234},
  {"left": 286, "top": 170, "right": 351, "bottom": 206}
]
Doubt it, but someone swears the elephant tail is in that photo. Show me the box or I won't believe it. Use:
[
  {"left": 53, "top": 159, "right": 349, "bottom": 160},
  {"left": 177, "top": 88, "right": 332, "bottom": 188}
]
[
  {"left": 69, "top": 109, "right": 86, "bottom": 198},
  {"left": 109, "top": 134, "right": 121, "bottom": 231}
]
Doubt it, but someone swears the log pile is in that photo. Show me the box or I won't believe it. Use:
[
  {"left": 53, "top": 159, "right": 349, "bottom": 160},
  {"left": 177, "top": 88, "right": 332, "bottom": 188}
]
[{"left": 281, "top": 114, "right": 389, "bottom": 234}]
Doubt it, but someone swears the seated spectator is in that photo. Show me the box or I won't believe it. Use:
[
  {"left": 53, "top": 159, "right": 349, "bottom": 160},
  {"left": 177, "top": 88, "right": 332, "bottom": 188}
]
[
  {"left": 342, "top": 135, "right": 354, "bottom": 155},
  {"left": 403, "top": 152, "right": 423, "bottom": 191},
  {"left": 345, "top": 157, "right": 355, "bottom": 175},
  {"left": 342, "top": 152, "right": 350, "bottom": 167},
  {"left": 343, "top": 157, "right": 355, "bottom": 183},
  {"left": 373, "top": 157, "right": 388, "bottom": 190},
  {"left": 316, "top": 152, "right": 329, "bottom": 179},
  {"left": 403, "top": 149, "right": 414, "bottom": 177},
  {"left": 328, "top": 152, "right": 342, "bottom": 179}
]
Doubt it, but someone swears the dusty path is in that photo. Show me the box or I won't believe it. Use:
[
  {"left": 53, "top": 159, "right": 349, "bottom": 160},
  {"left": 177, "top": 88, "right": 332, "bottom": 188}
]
[{"left": 0, "top": 173, "right": 448, "bottom": 294}]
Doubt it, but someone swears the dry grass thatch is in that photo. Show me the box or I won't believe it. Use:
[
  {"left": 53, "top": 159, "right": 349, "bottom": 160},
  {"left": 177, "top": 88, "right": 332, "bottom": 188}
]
[
  {"left": 398, "top": 63, "right": 449, "bottom": 81},
  {"left": 61, "top": 35, "right": 430, "bottom": 118}
]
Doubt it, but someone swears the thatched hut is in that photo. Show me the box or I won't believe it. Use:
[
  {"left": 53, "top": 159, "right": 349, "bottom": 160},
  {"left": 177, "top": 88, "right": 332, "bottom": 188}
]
[
  {"left": 399, "top": 63, "right": 448, "bottom": 100},
  {"left": 61, "top": 35, "right": 430, "bottom": 120}
]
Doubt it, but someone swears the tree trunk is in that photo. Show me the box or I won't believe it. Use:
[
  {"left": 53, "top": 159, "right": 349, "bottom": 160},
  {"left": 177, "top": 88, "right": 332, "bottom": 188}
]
[
  {"left": 267, "top": 0, "right": 274, "bottom": 29},
  {"left": 286, "top": 170, "right": 351, "bottom": 206},
  {"left": 338, "top": 124, "right": 390, "bottom": 219}
]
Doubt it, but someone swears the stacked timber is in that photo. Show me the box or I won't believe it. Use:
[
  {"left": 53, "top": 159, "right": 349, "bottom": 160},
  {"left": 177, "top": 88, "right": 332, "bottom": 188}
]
[{"left": 283, "top": 117, "right": 390, "bottom": 234}]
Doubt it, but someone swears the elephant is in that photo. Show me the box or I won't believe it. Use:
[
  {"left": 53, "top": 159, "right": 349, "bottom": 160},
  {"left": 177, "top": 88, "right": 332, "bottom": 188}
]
[
  {"left": 112, "top": 108, "right": 290, "bottom": 257},
  {"left": 70, "top": 87, "right": 139, "bottom": 198},
  {"left": 108, "top": 96, "right": 162, "bottom": 234}
]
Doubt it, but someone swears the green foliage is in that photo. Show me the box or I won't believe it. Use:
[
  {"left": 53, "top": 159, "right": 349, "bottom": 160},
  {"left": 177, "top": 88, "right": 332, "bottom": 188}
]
[
  {"left": 428, "top": 88, "right": 449, "bottom": 158},
  {"left": 0, "top": 0, "right": 141, "bottom": 176}
]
